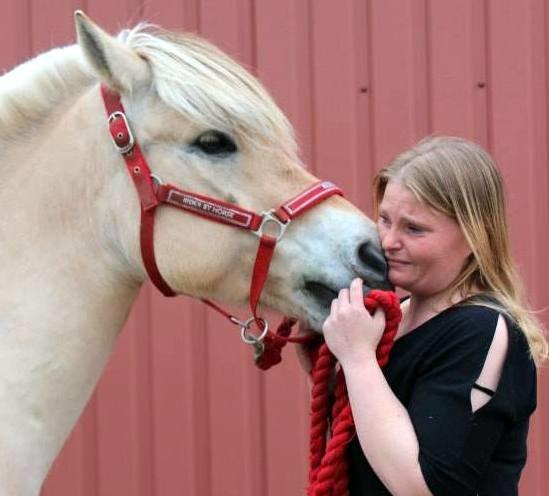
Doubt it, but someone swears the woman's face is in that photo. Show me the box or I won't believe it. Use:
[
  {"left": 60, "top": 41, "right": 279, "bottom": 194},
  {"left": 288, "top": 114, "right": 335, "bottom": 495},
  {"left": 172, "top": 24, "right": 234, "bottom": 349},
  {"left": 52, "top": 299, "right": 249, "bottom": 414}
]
[{"left": 377, "top": 180, "right": 472, "bottom": 297}]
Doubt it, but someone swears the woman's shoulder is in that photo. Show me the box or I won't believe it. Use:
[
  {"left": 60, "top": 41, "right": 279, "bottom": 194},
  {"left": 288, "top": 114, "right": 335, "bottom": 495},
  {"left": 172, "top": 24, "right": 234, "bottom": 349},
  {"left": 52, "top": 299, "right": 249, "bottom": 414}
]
[
  {"left": 436, "top": 294, "right": 520, "bottom": 334},
  {"left": 424, "top": 298, "right": 534, "bottom": 373},
  {"left": 417, "top": 297, "right": 500, "bottom": 339},
  {"left": 448, "top": 296, "right": 529, "bottom": 347},
  {"left": 406, "top": 296, "right": 524, "bottom": 360},
  {"left": 423, "top": 304, "right": 499, "bottom": 358},
  {"left": 395, "top": 293, "right": 532, "bottom": 359}
]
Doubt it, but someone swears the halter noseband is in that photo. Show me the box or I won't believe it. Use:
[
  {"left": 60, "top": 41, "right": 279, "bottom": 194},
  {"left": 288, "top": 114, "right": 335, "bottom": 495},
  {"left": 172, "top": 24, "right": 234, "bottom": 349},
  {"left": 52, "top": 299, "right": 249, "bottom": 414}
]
[{"left": 100, "top": 84, "right": 342, "bottom": 344}]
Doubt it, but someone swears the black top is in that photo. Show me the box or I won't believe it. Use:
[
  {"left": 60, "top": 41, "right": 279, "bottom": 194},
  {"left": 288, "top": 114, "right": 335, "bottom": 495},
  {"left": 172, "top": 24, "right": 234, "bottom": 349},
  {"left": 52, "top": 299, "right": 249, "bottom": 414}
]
[{"left": 348, "top": 301, "right": 537, "bottom": 496}]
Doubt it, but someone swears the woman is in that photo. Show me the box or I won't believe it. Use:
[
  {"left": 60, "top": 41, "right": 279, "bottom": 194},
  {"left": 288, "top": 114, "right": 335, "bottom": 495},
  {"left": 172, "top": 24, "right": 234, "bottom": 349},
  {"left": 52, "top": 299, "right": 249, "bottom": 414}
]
[{"left": 322, "top": 136, "right": 548, "bottom": 495}]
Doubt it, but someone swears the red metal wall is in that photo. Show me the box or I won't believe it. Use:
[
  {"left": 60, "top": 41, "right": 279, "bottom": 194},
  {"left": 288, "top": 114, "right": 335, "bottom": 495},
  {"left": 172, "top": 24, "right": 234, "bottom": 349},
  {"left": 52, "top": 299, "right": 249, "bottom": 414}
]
[{"left": 1, "top": 1, "right": 548, "bottom": 494}]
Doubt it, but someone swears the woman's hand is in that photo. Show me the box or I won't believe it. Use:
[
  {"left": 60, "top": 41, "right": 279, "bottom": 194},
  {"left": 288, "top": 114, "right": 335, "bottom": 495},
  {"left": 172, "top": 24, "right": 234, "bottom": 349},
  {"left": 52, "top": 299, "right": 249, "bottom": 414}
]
[{"left": 322, "top": 278, "right": 386, "bottom": 367}]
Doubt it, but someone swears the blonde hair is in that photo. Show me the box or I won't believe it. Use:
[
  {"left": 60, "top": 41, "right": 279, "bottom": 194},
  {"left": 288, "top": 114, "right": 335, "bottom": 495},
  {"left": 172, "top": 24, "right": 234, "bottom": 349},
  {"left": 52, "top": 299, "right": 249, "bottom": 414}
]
[{"left": 374, "top": 136, "right": 548, "bottom": 365}]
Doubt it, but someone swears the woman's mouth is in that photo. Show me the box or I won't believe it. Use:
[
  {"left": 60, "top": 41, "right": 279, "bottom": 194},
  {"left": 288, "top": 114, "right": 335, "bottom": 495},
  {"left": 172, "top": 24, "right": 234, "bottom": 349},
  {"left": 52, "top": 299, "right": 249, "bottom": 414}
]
[{"left": 387, "top": 259, "right": 410, "bottom": 266}]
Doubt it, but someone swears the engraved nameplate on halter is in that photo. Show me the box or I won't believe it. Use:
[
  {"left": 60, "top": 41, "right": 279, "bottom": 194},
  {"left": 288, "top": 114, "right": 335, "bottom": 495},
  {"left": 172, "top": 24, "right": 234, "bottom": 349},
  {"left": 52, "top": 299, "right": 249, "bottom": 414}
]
[{"left": 165, "top": 190, "right": 254, "bottom": 228}]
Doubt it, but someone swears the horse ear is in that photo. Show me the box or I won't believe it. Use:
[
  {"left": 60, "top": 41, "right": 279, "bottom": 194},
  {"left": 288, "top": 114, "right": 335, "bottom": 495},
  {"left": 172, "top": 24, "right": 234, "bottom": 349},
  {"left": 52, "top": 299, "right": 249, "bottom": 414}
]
[{"left": 74, "top": 10, "right": 151, "bottom": 93}]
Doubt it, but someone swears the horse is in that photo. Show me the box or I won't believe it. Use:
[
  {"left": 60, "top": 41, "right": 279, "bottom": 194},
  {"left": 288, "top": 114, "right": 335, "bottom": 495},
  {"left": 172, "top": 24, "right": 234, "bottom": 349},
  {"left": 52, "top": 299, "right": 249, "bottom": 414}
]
[{"left": 0, "top": 11, "right": 388, "bottom": 495}]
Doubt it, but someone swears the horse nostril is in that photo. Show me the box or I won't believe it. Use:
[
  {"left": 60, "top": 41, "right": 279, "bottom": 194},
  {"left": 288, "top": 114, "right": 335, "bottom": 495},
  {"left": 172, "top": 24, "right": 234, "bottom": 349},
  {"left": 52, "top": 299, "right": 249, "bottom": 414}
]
[{"left": 357, "top": 241, "right": 387, "bottom": 275}]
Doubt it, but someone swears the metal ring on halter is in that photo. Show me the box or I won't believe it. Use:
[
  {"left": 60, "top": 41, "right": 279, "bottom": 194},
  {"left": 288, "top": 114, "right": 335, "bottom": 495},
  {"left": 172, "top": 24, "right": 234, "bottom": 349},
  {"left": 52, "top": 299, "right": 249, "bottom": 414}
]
[
  {"left": 240, "top": 317, "right": 269, "bottom": 344},
  {"left": 252, "top": 210, "right": 289, "bottom": 242},
  {"left": 150, "top": 174, "right": 163, "bottom": 187}
]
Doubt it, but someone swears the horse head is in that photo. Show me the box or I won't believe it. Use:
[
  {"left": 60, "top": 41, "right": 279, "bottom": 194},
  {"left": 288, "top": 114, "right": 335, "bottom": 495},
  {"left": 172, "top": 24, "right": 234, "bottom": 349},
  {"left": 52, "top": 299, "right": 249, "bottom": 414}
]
[{"left": 74, "top": 12, "right": 389, "bottom": 331}]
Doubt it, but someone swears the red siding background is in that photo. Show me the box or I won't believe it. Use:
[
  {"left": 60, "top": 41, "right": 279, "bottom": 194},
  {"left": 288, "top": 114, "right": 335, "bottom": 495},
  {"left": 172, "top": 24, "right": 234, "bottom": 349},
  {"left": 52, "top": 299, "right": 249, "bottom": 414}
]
[{"left": 1, "top": 1, "right": 548, "bottom": 494}]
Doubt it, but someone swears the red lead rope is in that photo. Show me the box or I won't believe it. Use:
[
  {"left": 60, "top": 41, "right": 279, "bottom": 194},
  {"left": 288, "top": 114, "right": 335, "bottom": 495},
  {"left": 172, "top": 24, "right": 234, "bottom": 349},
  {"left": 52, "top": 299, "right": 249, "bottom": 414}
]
[
  {"left": 256, "top": 290, "right": 401, "bottom": 496},
  {"left": 307, "top": 290, "right": 401, "bottom": 496}
]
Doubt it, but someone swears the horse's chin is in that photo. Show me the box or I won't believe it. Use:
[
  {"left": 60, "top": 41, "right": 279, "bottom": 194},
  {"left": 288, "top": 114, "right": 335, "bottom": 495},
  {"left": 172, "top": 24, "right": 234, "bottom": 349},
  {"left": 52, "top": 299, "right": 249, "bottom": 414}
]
[
  {"left": 303, "top": 281, "right": 339, "bottom": 311},
  {"left": 300, "top": 278, "right": 393, "bottom": 332}
]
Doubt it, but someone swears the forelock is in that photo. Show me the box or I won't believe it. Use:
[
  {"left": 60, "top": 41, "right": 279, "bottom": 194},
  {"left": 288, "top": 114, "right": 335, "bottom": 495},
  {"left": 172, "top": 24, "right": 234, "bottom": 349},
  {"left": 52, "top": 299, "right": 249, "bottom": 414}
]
[{"left": 120, "top": 24, "right": 297, "bottom": 157}]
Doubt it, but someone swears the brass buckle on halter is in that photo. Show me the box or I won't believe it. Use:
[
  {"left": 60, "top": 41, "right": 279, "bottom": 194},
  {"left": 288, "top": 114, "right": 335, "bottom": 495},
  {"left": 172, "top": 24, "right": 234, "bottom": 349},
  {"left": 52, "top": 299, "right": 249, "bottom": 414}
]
[{"left": 252, "top": 211, "right": 289, "bottom": 241}]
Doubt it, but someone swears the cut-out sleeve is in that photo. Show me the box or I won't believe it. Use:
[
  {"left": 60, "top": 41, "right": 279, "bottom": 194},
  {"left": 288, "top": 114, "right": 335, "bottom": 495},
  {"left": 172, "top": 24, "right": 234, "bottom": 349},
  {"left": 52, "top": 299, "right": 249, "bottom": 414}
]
[{"left": 408, "top": 309, "right": 536, "bottom": 496}]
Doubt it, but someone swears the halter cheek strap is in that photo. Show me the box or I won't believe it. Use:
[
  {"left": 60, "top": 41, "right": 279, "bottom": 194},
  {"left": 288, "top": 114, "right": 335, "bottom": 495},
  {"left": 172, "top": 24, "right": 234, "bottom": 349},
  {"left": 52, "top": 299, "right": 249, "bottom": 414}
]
[
  {"left": 102, "top": 86, "right": 173, "bottom": 296},
  {"left": 100, "top": 84, "right": 343, "bottom": 339}
]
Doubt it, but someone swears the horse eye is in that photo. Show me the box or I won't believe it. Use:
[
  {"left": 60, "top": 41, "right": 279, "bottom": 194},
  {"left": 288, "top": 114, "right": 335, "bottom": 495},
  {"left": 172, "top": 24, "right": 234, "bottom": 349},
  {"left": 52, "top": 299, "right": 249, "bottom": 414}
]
[{"left": 193, "top": 131, "right": 237, "bottom": 155}]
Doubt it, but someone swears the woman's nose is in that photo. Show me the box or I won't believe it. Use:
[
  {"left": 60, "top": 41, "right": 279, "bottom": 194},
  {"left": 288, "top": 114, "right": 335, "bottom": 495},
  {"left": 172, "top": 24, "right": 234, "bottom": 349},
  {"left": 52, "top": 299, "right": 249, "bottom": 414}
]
[{"left": 380, "top": 228, "right": 400, "bottom": 251}]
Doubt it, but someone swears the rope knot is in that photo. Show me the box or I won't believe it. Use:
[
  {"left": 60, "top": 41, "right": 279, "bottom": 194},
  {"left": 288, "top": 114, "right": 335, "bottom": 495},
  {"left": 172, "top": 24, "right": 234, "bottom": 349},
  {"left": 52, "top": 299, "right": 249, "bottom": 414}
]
[{"left": 254, "top": 317, "right": 296, "bottom": 370}]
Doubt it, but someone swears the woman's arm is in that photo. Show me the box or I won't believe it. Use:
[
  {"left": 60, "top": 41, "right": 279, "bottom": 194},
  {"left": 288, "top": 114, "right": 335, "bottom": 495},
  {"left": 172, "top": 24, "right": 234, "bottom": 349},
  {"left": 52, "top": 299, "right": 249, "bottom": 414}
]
[
  {"left": 342, "top": 357, "right": 432, "bottom": 496},
  {"left": 323, "top": 278, "right": 432, "bottom": 495}
]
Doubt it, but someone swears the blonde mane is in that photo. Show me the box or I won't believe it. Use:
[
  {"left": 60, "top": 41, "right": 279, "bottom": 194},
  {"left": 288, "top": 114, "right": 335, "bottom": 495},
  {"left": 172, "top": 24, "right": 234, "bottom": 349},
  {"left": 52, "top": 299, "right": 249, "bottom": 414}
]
[{"left": 0, "top": 24, "right": 298, "bottom": 158}]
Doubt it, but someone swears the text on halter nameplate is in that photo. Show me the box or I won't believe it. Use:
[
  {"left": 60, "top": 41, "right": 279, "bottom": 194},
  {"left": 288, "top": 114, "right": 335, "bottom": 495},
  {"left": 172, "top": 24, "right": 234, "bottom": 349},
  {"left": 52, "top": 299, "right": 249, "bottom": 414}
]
[{"left": 166, "top": 191, "right": 254, "bottom": 228}]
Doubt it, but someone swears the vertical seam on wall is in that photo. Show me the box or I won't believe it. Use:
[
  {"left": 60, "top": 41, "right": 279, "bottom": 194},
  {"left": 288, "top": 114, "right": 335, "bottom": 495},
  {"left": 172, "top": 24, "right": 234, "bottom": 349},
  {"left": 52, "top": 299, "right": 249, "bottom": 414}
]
[
  {"left": 144, "top": 285, "right": 156, "bottom": 496},
  {"left": 424, "top": 0, "right": 433, "bottom": 135},
  {"left": 26, "top": 0, "right": 33, "bottom": 58},
  {"left": 544, "top": 0, "right": 549, "bottom": 233},
  {"left": 352, "top": 0, "right": 369, "bottom": 208},
  {"left": 483, "top": 0, "right": 493, "bottom": 151},
  {"left": 198, "top": 304, "right": 213, "bottom": 496},
  {"left": 471, "top": 0, "right": 489, "bottom": 147},
  {"left": 249, "top": 0, "right": 258, "bottom": 72},
  {"left": 307, "top": 0, "right": 318, "bottom": 175},
  {"left": 87, "top": 401, "right": 100, "bottom": 496},
  {"left": 196, "top": 0, "right": 202, "bottom": 33},
  {"left": 365, "top": 0, "right": 377, "bottom": 179}
]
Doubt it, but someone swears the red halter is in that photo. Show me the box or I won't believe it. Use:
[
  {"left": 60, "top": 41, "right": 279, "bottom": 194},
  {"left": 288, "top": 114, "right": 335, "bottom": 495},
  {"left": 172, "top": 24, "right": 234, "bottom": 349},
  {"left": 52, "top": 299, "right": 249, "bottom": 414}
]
[
  {"left": 100, "top": 85, "right": 343, "bottom": 344},
  {"left": 101, "top": 87, "right": 403, "bottom": 496}
]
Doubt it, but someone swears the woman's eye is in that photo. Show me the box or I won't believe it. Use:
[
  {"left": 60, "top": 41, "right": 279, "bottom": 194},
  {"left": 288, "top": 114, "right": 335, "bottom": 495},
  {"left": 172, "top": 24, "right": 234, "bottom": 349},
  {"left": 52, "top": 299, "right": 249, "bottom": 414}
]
[
  {"left": 406, "top": 224, "right": 423, "bottom": 234},
  {"left": 193, "top": 131, "right": 237, "bottom": 156},
  {"left": 378, "top": 215, "right": 390, "bottom": 226}
]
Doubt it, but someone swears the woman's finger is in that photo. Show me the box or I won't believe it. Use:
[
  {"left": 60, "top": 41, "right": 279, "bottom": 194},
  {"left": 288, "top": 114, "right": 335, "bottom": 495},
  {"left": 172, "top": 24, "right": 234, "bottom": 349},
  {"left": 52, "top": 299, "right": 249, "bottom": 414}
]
[
  {"left": 337, "top": 288, "right": 350, "bottom": 311},
  {"left": 373, "top": 307, "right": 386, "bottom": 329},
  {"left": 330, "top": 297, "right": 338, "bottom": 315},
  {"left": 349, "top": 278, "right": 363, "bottom": 306}
]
